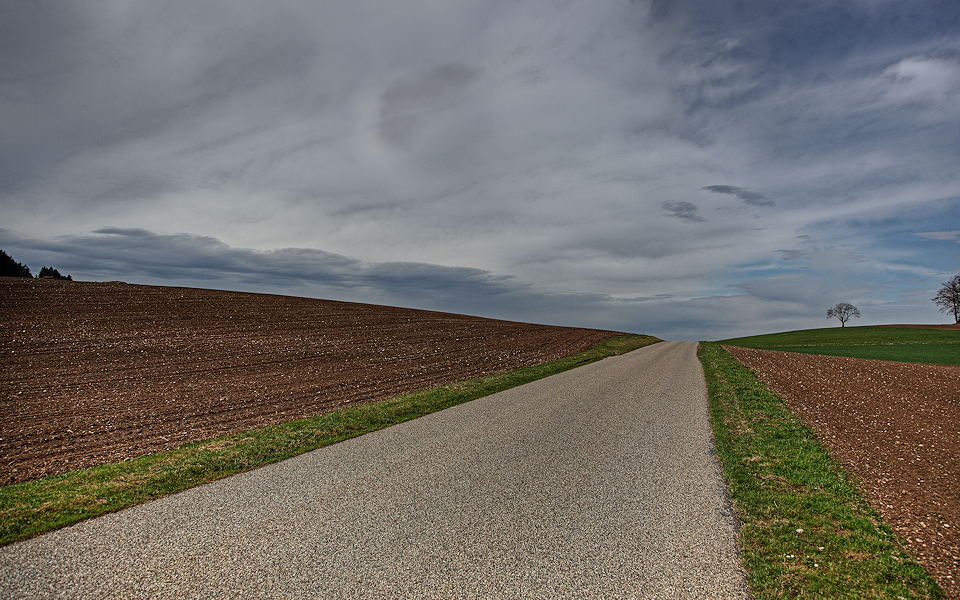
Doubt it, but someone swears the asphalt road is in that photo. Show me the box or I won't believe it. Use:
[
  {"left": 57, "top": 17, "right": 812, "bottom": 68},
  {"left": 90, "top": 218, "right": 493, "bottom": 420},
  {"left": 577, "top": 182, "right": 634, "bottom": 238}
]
[{"left": 0, "top": 341, "right": 748, "bottom": 599}]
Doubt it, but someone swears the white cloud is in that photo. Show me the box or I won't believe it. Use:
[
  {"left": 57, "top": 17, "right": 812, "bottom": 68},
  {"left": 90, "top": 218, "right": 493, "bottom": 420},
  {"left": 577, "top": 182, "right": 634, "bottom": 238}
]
[
  {"left": 881, "top": 52, "right": 960, "bottom": 108},
  {"left": 917, "top": 231, "right": 960, "bottom": 242}
]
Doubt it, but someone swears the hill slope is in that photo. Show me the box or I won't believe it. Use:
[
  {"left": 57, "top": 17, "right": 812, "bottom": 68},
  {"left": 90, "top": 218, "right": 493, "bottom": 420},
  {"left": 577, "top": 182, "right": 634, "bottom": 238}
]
[
  {"left": 1, "top": 278, "right": 627, "bottom": 484},
  {"left": 722, "top": 325, "right": 960, "bottom": 365}
]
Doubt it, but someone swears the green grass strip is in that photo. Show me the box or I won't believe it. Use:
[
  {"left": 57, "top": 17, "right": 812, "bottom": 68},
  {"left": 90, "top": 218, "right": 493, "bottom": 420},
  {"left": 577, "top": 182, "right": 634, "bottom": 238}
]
[
  {"left": 0, "top": 334, "right": 659, "bottom": 546},
  {"left": 699, "top": 342, "right": 944, "bottom": 599},
  {"left": 721, "top": 326, "right": 960, "bottom": 365}
]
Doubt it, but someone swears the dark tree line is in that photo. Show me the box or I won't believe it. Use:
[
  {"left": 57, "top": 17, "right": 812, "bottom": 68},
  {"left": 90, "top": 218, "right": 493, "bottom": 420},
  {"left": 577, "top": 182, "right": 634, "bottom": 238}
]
[
  {"left": 0, "top": 250, "right": 71, "bottom": 280},
  {"left": 0, "top": 250, "right": 32, "bottom": 277},
  {"left": 38, "top": 266, "right": 72, "bottom": 280}
]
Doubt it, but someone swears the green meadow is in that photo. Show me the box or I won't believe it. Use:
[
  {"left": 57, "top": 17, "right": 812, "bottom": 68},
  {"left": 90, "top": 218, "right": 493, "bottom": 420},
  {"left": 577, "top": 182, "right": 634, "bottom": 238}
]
[{"left": 720, "top": 325, "right": 960, "bottom": 365}]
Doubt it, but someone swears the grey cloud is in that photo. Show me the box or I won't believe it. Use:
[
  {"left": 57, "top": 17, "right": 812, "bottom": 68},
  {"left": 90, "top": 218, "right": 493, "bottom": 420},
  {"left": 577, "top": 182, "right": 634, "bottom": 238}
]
[
  {"left": 379, "top": 64, "right": 480, "bottom": 147},
  {"left": 575, "top": 228, "right": 695, "bottom": 261},
  {"left": 88, "top": 176, "right": 182, "bottom": 202},
  {"left": 0, "top": 1, "right": 84, "bottom": 83},
  {"left": 4, "top": 227, "right": 529, "bottom": 307},
  {"left": 0, "top": 1, "right": 316, "bottom": 193},
  {"left": 94, "top": 227, "right": 155, "bottom": 238},
  {"left": 661, "top": 201, "right": 705, "bottom": 222},
  {"left": 646, "top": 0, "right": 673, "bottom": 23},
  {"left": 628, "top": 293, "right": 675, "bottom": 302},
  {"left": 30, "top": 228, "right": 356, "bottom": 286},
  {"left": 732, "top": 272, "right": 888, "bottom": 320},
  {"left": 734, "top": 191, "right": 770, "bottom": 206},
  {"left": 735, "top": 274, "right": 826, "bottom": 306},
  {"left": 703, "top": 185, "right": 773, "bottom": 206},
  {"left": 775, "top": 249, "right": 807, "bottom": 261},
  {"left": 193, "top": 36, "right": 315, "bottom": 93},
  {"left": 702, "top": 185, "right": 740, "bottom": 195}
]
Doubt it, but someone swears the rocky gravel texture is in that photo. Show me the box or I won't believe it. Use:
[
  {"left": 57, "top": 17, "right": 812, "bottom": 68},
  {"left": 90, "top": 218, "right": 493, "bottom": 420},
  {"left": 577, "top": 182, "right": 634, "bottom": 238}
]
[
  {"left": 1, "top": 278, "right": 622, "bottom": 485},
  {"left": 725, "top": 345, "right": 960, "bottom": 598}
]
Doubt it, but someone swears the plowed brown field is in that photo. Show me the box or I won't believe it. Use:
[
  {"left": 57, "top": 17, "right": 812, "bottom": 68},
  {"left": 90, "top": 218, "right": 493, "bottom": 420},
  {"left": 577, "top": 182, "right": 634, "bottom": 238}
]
[
  {"left": 725, "top": 345, "right": 960, "bottom": 597},
  {"left": 1, "top": 278, "right": 624, "bottom": 485}
]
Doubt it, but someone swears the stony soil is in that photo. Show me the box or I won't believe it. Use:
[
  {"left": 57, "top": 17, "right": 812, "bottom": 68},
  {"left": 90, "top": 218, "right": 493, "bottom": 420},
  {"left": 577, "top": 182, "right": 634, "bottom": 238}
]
[
  {"left": 725, "top": 345, "right": 960, "bottom": 598},
  {"left": 1, "top": 278, "right": 624, "bottom": 485}
]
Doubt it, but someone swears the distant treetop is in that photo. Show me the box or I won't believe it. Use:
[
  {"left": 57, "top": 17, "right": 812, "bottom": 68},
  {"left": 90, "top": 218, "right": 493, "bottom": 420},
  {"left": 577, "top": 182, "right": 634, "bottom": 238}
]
[
  {"left": 38, "top": 266, "right": 72, "bottom": 281},
  {"left": 0, "top": 250, "right": 32, "bottom": 278},
  {"left": 0, "top": 250, "right": 73, "bottom": 280}
]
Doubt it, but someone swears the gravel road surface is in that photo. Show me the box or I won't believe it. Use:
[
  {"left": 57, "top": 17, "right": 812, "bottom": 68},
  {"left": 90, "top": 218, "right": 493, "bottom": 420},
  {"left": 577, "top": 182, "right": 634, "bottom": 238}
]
[{"left": 0, "top": 341, "right": 747, "bottom": 599}]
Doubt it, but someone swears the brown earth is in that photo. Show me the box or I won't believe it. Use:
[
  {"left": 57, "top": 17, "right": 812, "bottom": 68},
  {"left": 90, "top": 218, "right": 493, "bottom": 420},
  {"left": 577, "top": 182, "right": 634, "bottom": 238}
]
[
  {"left": 725, "top": 345, "right": 960, "bottom": 598},
  {"left": 0, "top": 278, "right": 626, "bottom": 485}
]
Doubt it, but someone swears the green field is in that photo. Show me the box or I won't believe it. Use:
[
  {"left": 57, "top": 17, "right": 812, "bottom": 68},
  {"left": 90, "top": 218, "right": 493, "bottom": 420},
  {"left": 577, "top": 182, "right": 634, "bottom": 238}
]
[{"left": 720, "top": 326, "right": 960, "bottom": 365}]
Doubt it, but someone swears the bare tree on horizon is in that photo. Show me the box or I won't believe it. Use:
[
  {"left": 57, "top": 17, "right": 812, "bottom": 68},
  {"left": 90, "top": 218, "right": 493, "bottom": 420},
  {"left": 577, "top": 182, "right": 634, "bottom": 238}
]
[
  {"left": 827, "top": 302, "right": 860, "bottom": 327},
  {"left": 933, "top": 275, "right": 960, "bottom": 324}
]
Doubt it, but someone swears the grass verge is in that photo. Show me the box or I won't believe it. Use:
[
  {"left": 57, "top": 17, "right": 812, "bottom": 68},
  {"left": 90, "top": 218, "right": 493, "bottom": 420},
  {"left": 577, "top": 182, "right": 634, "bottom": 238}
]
[
  {"left": 721, "top": 326, "right": 960, "bottom": 365},
  {"left": 699, "top": 342, "right": 944, "bottom": 598},
  {"left": 0, "top": 334, "right": 659, "bottom": 546}
]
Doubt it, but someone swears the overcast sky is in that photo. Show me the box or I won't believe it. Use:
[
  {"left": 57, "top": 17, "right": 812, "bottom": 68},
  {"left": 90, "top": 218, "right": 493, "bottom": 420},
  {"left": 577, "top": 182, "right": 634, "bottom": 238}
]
[{"left": 2, "top": 0, "right": 959, "bottom": 340}]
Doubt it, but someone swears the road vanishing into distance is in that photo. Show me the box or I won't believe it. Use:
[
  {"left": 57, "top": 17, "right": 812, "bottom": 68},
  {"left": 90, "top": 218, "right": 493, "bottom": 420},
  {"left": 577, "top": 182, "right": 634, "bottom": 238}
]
[{"left": 1, "top": 341, "right": 748, "bottom": 599}]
